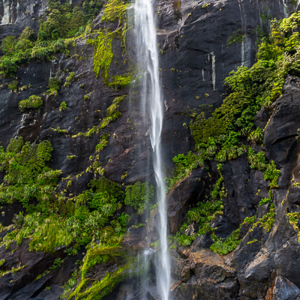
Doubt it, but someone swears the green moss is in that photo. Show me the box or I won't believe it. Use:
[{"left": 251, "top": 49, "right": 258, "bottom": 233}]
[
  {"left": 0, "top": 259, "right": 5, "bottom": 267},
  {"left": 80, "top": 246, "right": 122, "bottom": 279},
  {"left": 90, "top": 0, "right": 128, "bottom": 85},
  {"left": 101, "top": 0, "right": 128, "bottom": 23},
  {"left": 51, "top": 126, "right": 68, "bottom": 134},
  {"left": 95, "top": 134, "right": 110, "bottom": 152},
  {"left": 84, "top": 94, "right": 90, "bottom": 101},
  {"left": 252, "top": 204, "right": 275, "bottom": 232},
  {"left": 91, "top": 30, "right": 113, "bottom": 81},
  {"left": 69, "top": 264, "right": 128, "bottom": 300},
  {"left": 108, "top": 74, "right": 133, "bottom": 90}
]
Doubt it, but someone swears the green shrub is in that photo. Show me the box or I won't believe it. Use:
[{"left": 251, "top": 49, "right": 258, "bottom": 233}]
[
  {"left": 19, "top": 95, "right": 43, "bottom": 111},
  {"left": 264, "top": 161, "right": 280, "bottom": 188},
  {"left": 20, "top": 26, "right": 36, "bottom": 41},
  {"left": 59, "top": 101, "right": 67, "bottom": 111},
  {"left": 0, "top": 57, "right": 18, "bottom": 77},
  {"left": 124, "top": 182, "right": 154, "bottom": 214},
  {"left": 247, "top": 148, "right": 267, "bottom": 171},
  {"left": 48, "top": 77, "right": 61, "bottom": 96},
  {"left": 174, "top": 199, "right": 223, "bottom": 247},
  {"left": 210, "top": 229, "right": 241, "bottom": 255},
  {"left": 1, "top": 36, "right": 17, "bottom": 55},
  {"left": 8, "top": 80, "right": 18, "bottom": 92},
  {"left": 64, "top": 72, "right": 75, "bottom": 87}
]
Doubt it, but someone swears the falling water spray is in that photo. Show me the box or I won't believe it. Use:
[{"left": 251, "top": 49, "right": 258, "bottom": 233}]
[{"left": 134, "top": 0, "right": 171, "bottom": 298}]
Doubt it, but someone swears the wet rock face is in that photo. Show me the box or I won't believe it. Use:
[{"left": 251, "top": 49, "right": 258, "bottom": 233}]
[
  {"left": 172, "top": 250, "right": 238, "bottom": 300},
  {"left": 0, "top": 0, "right": 295, "bottom": 184},
  {"left": 0, "top": 0, "right": 300, "bottom": 299},
  {"left": 167, "top": 168, "right": 209, "bottom": 234},
  {"left": 168, "top": 76, "right": 300, "bottom": 299},
  {"left": 0, "top": 239, "right": 81, "bottom": 300}
]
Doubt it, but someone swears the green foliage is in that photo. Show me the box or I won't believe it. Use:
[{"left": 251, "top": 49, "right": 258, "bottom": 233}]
[
  {"left": 258, "top": 191, "right": 273, "bottom": 207},
  {"left": 1, "top": 36, "right": 18, "bottom": 55},
  {"left": 80, "top": 246, "right": 121, "bottom": 279},
  {"left": 38, "top": 0, "right": 90, "bottom": 41},
  {"left": 248, "top": 127, "right": 263, "bottom": 144},
  {"left": 252, "top": 203, "right": 275, "bottom": 232},
  {"left": 0, "top": 0, "right": 102, "bottom": 77},
  {"left": 210, "top": 229, "right": 241, "bottom": 255},
  {"left": 0, "top": 57, "right": 18, "bottom": 77},
  {"left": 247, "top": 148, "right": 280, "bottom": 188},
  {"left": 95, "top": 134, "right": 109, "bottom": 152},
  {"left": 108, "top": 74, "right": 133, "bottom": 90},
  {"left": 243, "top": 215, "right": 257, "bottom": 224},
  {"left": 215, "top": 132, "right": 245, "bottom": 162},
  {"left": 68, "top": 262, "right": 128, "bottom": 300},
  {"left": 8, "top": 80, "right": 18, "bottom": 92},
  {"left": 191, "top": 12, "right": 300, "bottom": 146},
  {"left": 89, "top": 177, "right": 124, "bottom": 202},
  {"left": 64, "top": 72, "right": 75, "bottom": 87},
  {"left": 48, "top": 77, "right": 61, "bottom": 96},
  {"left": 0, "top": 138, "right": 60, "bottom": 209},
  {"left": 92, "top": 30, "right": 114, "bottom": 82},
  {"left": 0, "top": 259, "right": 4, "bottom": 267},
  {"left": 90, "top": 0, "right": 128, "bottom": 85},
  {"left": 19, "top": 95, "right": 43, "bottom": 111},
  {"left": 59, "top": 101, "right": 67, "bottom": 111},
  {"left": 211, "top": 164, "right": 226, "bottom": 199},
  {"left": 124, "top": 182, "right": 154, "bottom": 214},
  {"left": 101, "top": 0, "right": 127, "bottom": 23},
  {"left": 20, "top": 26, "right": 36, "bottom": 41},
  {"left": 264, "top": 161, "right": 280, "bottom": 188},
  {"left": 247, "top": 148, "right": 267, "bottom": 171},
  {"left": 227, "top": 29, "right": 244, "bottom": 47},
  {"left": 174, "top": 199, "right": 223, "bottom": 247},
  {"left": 287, "top": 212, "right": 300, "bottom": 242},
  {"left": 166, "top": 151, "right": 202, "bottom": 190},
  {"left": 1, "top": 173, "right": 127, "bottom": 253},
  {"left": 99, "top": 95, "right": 126, "bottom": 129}
]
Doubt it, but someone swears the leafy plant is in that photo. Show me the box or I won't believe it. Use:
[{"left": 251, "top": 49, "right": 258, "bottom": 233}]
[
  {"left": 124, "top": 182, "right": 154, "bottom": 214},
  {"left": 19, "top": 95, "right": 43, "bottom": 111},
  {"left": 59, "top": 101, "right": 67, "bottom": 111}
]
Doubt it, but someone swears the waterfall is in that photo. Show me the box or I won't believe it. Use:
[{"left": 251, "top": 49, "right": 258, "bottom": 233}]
[{"left": 134, "top": 0, "right": 171, "bottom": 298}]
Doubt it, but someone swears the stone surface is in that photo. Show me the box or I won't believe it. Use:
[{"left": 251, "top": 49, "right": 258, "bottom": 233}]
[
  {"left": 167, "top": 168, "right": 209, "bottom": 233},
  {"left": 0, "top": 239, "right": 81, "bottom": 300},
  {"left": 0, "top": 0, "right": 300, "bottom": 299}
]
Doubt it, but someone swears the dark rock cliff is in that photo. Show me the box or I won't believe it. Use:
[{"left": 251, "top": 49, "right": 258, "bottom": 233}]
[{"left": 0, "top": 0, "right": 300, "bottom": 299}]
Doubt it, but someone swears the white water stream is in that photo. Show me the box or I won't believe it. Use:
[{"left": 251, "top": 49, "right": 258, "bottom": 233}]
[{"left": 134, "top": 0, "right": 171, "bottom": 298}]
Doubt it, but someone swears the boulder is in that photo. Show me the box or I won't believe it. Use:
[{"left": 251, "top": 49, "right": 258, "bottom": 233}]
[{"left": 167, "top": 168, "right": 209, "bottom": 234}]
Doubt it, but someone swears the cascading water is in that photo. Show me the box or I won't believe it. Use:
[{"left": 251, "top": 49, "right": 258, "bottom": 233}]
[{"left": 134, "top": 0, "right": 171, "bottom": 298}]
